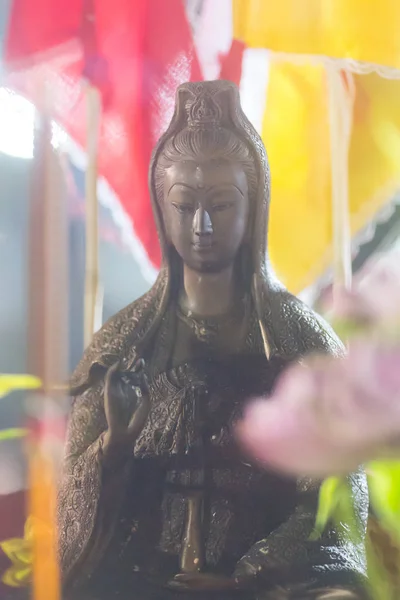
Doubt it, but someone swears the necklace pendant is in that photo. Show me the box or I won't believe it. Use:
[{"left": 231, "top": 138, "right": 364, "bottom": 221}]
[{"left": 194, "top": 322, "right": 218, "bottom": 344}]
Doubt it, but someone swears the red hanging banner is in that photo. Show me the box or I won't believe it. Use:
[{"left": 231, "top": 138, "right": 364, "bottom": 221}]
[{"left": 5, "top": 0, "right": 203, "bottom": 269}]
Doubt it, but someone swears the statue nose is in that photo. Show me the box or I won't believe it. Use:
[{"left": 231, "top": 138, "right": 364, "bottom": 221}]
[{"left": 193, "top": 208, "right": 213, "bottom": 236}]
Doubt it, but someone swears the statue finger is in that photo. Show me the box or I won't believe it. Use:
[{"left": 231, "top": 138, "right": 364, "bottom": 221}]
[
  {"left": 140, "top": 372, "right": 149, "bottom": 396},
  {"left": 132, "top": 358, "right": 145, "bottom": 373},
  {"left": 104, "top": 360, "right": 121, "bottom": 401},
  {"left": 126, "top": 371, "right": 149, "bottom": 397},
  {"left": 104, "top": 360, "right": 127, "bottom": 435},
  {"left": 127, "top": 396, "right": 150, "bottom": 439}
]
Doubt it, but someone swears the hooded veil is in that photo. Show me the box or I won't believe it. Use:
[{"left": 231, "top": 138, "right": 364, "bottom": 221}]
[{"left": 70, "top": 81, "right": 342, "bottom": 395}]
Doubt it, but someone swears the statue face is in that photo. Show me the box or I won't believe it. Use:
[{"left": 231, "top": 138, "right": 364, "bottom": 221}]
[{"left": 163, "top": 160, "right": 249, "bottom": 273}]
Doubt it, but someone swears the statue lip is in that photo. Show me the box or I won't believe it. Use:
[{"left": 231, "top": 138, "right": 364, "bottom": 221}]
[{"left": 192, "top": 240, "right": 215, "bottom": 251}]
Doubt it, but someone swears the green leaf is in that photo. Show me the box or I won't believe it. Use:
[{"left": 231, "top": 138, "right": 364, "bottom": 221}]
[
  {"left": 366, "top": 535, "right": 396, "bottom": 600},
  {"left": 311, "top": 477, "right": 342, "bottom": 539},
  {"left": 314, "top": 470, "right": 400, "bottom": 599},
  {"left": 0, "top": 375, "right": 41, "bottom": 399},
  {"left": 312, "top": 476, "right": 362, "bottom": 544},
  {"left": 2, "top": 563, "right": 32, "bottom": 588},
  {"left": 368, "top": 460, "right": 400, "bottom": 546},
  {"left": 0, "top": 538, "right": 32, "bottom": 565},
  {"left": 335, "top": 479, "right": 364, "bottom": 543},
  {"left": 328, "top": 318, "right": 370, "bottom": 341},
  {"left": 0, "top": 428, "right": 27, "bottom": 442}
]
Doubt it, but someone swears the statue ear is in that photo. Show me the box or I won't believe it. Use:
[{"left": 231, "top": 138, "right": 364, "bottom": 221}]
[
  {"left": 244, "top": 221, "right": 251, "bottom": 244},
  {"left": 244, "top": 207, "right": 253, "bottom": 243},
  {"left": 155, "top": 194, "right": 171, "bottom": 244},
  {"left": 239, "top": 243, "right": 252, "bottom": 289},
  {"left": 161, "top": 211, "right": 171, "bottom": 245}
]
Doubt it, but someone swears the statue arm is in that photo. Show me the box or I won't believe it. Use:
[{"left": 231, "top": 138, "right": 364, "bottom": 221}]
[
  {"left": 57, "top": 382, "right": 131, "bottom": 589},
  {"left": 233, "top": 300, "right": 367, "bottom": 596},
  {"left": 269, "top": 293, "right": 345, "bottom": 360},
  {"left": 234, "top": 470, "right": 369, "bottom": 595}
]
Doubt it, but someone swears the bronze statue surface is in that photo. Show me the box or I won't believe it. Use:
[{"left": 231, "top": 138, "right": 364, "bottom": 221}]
[{"left": 58, "top": 81, "right": 368, "bottom": 600}]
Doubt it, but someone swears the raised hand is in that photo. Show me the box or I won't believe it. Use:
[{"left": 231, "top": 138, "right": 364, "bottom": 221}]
[{"left": 102, "top": 358, "right": 150, "bottom": 455}]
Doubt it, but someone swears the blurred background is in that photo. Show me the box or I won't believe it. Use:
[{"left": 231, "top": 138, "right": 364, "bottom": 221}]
[{"left": 0, "top": 1, "right": 400, "bottom": 589}]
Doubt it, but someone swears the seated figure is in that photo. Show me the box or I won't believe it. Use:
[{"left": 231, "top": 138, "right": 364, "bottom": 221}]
[{"left": 57, "top": 81, "right": 368, "bottom": 600}]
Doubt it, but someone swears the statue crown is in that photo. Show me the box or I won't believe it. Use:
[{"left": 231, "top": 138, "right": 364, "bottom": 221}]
[{"left": 185, "top": 85, "right": 222, "bottom": 130}]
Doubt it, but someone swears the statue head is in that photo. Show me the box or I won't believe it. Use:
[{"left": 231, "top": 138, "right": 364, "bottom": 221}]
[
  {"left": 156, "top": 132, "right": 255, "bottom": 275},
  {"left": 150, "top": 81, "right": 270, "bottom": 288}
]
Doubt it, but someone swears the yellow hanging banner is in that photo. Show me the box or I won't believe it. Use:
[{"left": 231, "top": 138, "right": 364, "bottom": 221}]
[
  {"left": 265, "top": 66, "right": 400, "bottom": 293},
  {"left": 233, "top": 0, "right": 400, "bottom": 69},
  {"left": 233, "top": 1, "right": 400, "bottom": 293}
]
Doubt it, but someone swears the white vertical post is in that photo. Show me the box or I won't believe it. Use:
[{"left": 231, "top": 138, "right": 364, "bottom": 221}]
[
  {"left": 84, "top": 85, "right": 102, "bottom": 347},
  {"left": 326, "top": 65, "right": 354, "bottom": 300},
  {"left": 28, "top": 99, "right": 68, "bottom": 600}
]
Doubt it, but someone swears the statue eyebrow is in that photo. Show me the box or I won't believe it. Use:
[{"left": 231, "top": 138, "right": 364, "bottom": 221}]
[
  {"left": 167, "top": 182, "right": 244, "bottom": 196},
  {"left": 207, "top": 184, "right": 244, "bottom": 197},
  {"left": 167, "top": 183, "right": 196, "bottom": 195}
]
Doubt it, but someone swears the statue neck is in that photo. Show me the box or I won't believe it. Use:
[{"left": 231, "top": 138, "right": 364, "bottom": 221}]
[{"left": 180, "top": 264, "right": 238, "bottom": 317}]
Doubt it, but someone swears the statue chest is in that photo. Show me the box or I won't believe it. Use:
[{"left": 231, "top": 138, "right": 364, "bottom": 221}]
[
  {"left": 104, "top": 355, "right": 295, "bottom": 579},
  {"left": 134, "top": 354, "right": 286, "bottom": 462}
]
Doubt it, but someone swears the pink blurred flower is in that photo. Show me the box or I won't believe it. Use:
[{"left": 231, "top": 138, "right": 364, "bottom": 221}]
[
  {"left": 238, "top": 252, "right": 400, "bottom": 478},
  {"left": 322, "top": 287, "right": 378, "bottom": 325},
  {"left": 322, "top": 253, "right": 400, "bottom": 328},
  {"left": 237, "top": 343, "right": 400, "bottom": 477}
]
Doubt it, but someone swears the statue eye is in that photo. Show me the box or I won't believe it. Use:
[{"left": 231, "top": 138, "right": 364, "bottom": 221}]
[
  {"left": 172, "top": 203, "right": 194, "bottom": 214},
  {"left": 212, "top": 202, "right": 233, "bottom": 212}
]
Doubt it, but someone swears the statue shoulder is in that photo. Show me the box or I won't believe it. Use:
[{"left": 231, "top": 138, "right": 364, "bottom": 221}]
[
  {"left": 70, "top": 287, "right": 160, "bottom": 396},
  {"left": 268, "top": 290, "right": 344, "bottom": 360}
]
